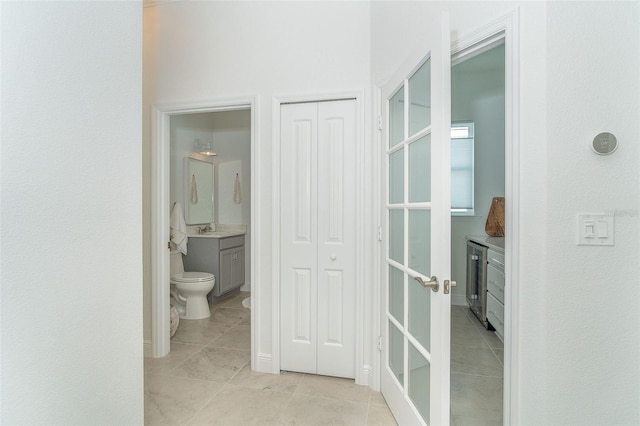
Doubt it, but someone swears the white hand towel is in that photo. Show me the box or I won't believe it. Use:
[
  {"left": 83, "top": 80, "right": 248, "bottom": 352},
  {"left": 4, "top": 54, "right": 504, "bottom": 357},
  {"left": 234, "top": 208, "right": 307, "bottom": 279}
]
[
  {"left": 170, "top": 202, "right": 188, "bottom": 255},
  {"left": 191, "top": 174, "right": 198, "bottom": 204},
  {"left": 233, "top": 173, "right": 242, "bottom": 204}
]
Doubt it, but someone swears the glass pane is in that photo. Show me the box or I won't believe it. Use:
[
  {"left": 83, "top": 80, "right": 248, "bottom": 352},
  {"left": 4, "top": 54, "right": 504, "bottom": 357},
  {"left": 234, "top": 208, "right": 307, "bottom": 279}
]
[
  {"left": 409, "top": 134, "right": 431, "bottom": 203},
  {"left": 409, "top": 273, "right": 431, "bottom": 351},
  {"left": 389, "top": 148, "right": 404, "bottom": 204},
  {"left": 389, "top": 87, "right": 405, "bottom": 147},
  {"left": 408, "top": 210, "right": 430, "bottom": 275},
  {"left": 389, "top": 321, "right": 404, "bottom": 386},
  {"left": 409, "top": 59, "right": 431, "bottom": 136},
  {"left": 389, "top": 209, "right": 404, "bottom": 264},
  {"left": 389, "top": 266, "right": 404, "bottom": 324},
  {"left": 409, "top": 344, "right": 430, "bottom": 422}
]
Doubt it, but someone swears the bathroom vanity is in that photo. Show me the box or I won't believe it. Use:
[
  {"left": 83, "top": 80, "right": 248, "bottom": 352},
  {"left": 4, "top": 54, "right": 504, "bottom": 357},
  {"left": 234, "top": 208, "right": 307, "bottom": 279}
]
[{"left": 183, "top": 232, "right": 245, "bottom": 299}]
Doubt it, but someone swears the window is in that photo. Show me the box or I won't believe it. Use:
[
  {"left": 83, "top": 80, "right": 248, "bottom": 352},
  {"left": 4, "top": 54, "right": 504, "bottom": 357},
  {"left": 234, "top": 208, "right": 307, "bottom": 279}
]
[{"left": 451, "top": 122, "right": 474, "bottom": 215}]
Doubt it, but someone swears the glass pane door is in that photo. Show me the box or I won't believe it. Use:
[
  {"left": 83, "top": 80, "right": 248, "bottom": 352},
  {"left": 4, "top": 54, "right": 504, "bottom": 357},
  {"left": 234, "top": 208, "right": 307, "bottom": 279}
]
[{"left": 380, "top": 12, "right": 452, "bottom": 426}]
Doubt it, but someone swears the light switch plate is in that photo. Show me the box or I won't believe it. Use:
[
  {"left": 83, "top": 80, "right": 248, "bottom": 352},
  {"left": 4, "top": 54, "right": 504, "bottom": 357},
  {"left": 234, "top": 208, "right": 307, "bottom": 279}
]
[{"left": 577, "top": 213, "right": 614, "bottom": 246}]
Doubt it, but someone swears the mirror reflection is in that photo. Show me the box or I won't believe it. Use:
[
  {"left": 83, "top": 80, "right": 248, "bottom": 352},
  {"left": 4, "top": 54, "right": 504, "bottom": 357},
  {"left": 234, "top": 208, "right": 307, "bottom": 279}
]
[{"left": 184, "top": 157, "right": 214, "bottom": 225}]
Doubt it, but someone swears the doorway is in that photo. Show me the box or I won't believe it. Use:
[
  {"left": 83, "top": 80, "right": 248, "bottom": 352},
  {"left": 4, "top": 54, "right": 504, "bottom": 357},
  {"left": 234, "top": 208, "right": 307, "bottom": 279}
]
[
  {"left": 150, "top": 98, "right": 257, "bottom": 362},
  {"left": 450, "top": 41, "right": 506, "bottom": 424},
  {"left": 377, "top": 12, "right": 519, "bottom": 424}
]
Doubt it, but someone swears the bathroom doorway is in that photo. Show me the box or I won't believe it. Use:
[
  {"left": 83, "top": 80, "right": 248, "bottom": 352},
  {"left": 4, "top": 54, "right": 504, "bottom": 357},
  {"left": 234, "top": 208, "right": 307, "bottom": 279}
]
[{"left": 150, "top": 98, "right": 257, "bottom": 361}]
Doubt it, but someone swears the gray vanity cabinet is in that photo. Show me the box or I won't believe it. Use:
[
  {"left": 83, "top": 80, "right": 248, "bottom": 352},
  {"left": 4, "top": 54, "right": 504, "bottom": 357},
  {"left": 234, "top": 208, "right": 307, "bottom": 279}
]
[{"left": 182, "top": 235, "right": 245, "bottom": 299}]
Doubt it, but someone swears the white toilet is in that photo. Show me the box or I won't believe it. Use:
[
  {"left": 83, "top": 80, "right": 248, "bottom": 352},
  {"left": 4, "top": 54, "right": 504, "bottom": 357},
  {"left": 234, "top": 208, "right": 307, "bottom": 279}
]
[{"left": 170, "top": 251, "right": 215, "bottom": 320}]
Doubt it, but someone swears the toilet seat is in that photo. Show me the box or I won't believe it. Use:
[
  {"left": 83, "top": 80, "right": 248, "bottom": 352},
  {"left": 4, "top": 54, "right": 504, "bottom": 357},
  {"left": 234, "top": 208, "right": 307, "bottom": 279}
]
[{"left": 171, "top": 272, "right": 214, "bottom": 283}]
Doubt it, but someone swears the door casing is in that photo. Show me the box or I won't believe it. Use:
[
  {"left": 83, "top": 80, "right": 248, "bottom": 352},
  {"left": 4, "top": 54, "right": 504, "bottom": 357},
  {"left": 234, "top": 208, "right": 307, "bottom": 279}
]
[{"left": 150, "top": 97, "right": 258, "bottom": 365}]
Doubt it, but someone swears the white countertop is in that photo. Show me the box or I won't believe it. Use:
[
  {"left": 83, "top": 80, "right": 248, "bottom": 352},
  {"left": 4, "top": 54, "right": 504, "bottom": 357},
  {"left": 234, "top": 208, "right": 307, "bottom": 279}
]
[
  {"left": 466, "top": 235, "right": 505, "bottom": 253},
  {"left": 188, "top": 230, "right": 246, "bottom": 239},
  {"left": 187, "top": 224, "right": 247, "bottom": 239}
]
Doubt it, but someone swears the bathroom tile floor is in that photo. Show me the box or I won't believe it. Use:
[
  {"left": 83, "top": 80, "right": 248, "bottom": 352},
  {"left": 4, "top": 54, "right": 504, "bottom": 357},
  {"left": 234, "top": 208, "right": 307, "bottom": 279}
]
[
  {"left": 145, "top": 294, "right": 503, "bottom": 425},
  {"left": 144, "top": 292, "right": 396, "bottom": 426}
]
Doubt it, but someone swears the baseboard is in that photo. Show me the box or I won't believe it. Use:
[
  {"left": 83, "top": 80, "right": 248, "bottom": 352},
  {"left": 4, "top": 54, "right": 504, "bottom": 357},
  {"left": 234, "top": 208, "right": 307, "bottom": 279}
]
[
  {"left": 255, "top": 352, "right": 273, "bottom": 373},
  {"left": 452, "top": 294, "right": 467, "bottom": 306},
  {"left": 357, "top": 364, "right": 373, "bottom": 387},
  {"left": 143, "top": 340, "right": 153, "bottom": 358},
  {"left": 240, "top": 281, "right": 251, "bottom": 292}
]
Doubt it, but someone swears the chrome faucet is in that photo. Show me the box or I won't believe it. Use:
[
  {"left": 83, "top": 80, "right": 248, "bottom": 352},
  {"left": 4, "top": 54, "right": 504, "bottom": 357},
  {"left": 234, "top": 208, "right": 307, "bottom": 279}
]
[{"left": 198, "top": 225, "right": 212, "bottom": 234}]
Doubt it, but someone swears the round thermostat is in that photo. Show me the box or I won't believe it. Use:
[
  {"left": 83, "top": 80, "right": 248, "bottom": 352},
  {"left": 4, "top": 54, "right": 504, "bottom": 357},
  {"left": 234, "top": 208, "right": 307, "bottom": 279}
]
[{"left": 592, "top": 132, "right": 618, "bottom": 155}]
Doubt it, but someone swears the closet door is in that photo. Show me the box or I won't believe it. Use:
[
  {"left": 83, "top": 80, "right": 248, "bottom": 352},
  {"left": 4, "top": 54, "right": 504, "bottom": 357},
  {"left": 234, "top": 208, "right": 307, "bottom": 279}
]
[{"left": 280, "top": 100, "right": 357, "bottom": 378}]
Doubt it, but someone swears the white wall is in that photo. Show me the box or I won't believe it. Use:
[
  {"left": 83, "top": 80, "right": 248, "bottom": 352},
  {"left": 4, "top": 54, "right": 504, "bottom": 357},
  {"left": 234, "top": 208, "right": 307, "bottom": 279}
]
[
  {"left": 143, "top": 1, "right": 372, "bottom": 368},
  {"left": 1, "top": 2, "right": 143, "bottom": 424},
  {"left": 545, "top": 2, "right": 640, "bottom": 423},
  {"left": 450, "top": 44, "right": 506, "bottom": 304},
  {"left": 372, "top": 1, "right": 639, "bottom": 424}
]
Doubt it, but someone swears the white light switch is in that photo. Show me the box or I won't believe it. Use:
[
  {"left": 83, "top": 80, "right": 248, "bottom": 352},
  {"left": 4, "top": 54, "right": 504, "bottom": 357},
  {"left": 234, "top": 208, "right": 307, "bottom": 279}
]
[{"left": 577, "top": 213, "right": 614, "bottom": 246}]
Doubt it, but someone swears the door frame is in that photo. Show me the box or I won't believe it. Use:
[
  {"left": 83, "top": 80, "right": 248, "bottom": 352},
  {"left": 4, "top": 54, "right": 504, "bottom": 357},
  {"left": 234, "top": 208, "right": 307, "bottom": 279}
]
[
  {"left": 374, "top": 9, "right": 520, "bottom": 423},
  {"left": 150, "top": 96, "right": 259, "bottom": 363},
  {"left": 271, "top": 91, "right": 370, "bottom": 384},
  {"left": 449, "top": 12, "right": 520, "bottom": 423}
]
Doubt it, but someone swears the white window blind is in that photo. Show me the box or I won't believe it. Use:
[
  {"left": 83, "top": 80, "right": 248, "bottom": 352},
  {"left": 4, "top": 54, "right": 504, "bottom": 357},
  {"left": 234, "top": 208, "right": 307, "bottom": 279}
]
[{"left": 451, "top": 122, "right": 474, "bottom": 214}]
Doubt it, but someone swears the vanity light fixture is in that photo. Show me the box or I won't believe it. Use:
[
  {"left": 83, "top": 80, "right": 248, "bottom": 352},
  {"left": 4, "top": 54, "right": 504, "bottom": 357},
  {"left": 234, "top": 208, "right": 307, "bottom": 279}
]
[{"left": 195, "top": 138, "right": 217, "bottom": 156}]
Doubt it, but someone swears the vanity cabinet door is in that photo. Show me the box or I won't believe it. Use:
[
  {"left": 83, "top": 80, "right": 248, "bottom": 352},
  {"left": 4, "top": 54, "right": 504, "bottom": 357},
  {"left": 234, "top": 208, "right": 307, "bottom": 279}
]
[
  {"left": 232, "top": 246, "right": 245, "bottom": 288},
  {"left": 219, "top": 248, "right": 236, "bottom": 295},
  {"left": 218, "top": 245, "right": 245, "bottom": 295}
]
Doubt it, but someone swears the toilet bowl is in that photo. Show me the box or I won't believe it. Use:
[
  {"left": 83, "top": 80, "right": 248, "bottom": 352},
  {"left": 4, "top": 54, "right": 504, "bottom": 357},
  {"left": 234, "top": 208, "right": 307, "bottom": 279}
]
[{"left": 170, "top": 251, "right": 215, "bottom": 320}]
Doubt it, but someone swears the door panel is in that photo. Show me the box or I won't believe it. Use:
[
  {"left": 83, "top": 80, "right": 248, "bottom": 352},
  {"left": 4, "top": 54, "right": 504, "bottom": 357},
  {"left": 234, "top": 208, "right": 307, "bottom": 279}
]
[
  {"left": 281, "top": 103, "right": 318, "bottom": 374},
  {"left": 380, "top": 13, "right": 452, "bottom": 426}
]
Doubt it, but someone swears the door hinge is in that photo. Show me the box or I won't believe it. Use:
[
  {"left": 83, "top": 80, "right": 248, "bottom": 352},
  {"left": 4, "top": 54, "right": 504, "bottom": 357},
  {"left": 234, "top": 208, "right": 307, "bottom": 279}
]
[
  {"left": 377, "top": 336, "right": 382, "bottom": 351},
  {"left": 377, "top": 115, "right": 383, "bottom": 131},
  {"left": 377, "top": 226, "right": 383, "bottom": 242}
]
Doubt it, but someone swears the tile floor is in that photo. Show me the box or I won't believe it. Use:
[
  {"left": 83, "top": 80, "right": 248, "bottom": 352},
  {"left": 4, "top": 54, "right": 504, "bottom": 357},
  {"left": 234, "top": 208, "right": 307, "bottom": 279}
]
[
  {"left": 450, "top": 305, "right": 504, "bottom": 426},
  {"left": 144, "top": 292, "right": 396, "bottom": 425},
  {"left": 145, "top": 293, "right": 503, "bottom": 425}
]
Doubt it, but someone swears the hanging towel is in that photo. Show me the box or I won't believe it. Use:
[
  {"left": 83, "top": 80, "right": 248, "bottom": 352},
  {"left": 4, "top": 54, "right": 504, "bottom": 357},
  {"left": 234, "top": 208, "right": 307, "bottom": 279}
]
[
  {"left": 233, "top": 173, "right": 242, "bottom": 204},
  {"left": 190, "top": 174, "right": 198, "bottom": 204},
  {"left": 170, "top": 202, "right": 188, "bottom": 255}
]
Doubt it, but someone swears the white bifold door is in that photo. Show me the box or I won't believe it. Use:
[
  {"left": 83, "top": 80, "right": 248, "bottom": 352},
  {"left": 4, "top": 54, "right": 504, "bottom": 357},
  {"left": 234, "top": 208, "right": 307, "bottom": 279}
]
[{"left": 280, "top": 99, "right": 357, "bottom": 378}]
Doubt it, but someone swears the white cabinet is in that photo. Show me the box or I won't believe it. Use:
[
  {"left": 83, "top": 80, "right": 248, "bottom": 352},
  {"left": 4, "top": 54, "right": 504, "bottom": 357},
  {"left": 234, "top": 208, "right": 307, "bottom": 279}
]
[{"left": 486, "top": 249, "right": 505, "bottom": 340}]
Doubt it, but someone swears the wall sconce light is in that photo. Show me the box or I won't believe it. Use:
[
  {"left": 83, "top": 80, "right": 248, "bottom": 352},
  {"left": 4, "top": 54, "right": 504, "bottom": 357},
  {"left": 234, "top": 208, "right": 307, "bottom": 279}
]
[{"left": 195, "top": 138, "right": 217, "bottom": 156}]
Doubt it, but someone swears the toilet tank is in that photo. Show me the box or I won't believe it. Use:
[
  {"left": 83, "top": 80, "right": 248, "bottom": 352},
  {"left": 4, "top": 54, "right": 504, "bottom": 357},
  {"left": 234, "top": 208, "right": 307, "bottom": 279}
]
[{"left": 170, "top": 250, "right": 185, "bottom": 275}]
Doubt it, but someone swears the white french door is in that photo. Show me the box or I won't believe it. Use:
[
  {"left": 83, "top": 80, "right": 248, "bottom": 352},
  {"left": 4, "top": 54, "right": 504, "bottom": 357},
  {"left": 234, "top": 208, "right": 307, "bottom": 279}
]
[
  {"left": 380, "top": 14, "right": 452, "bottom": 425},
  {"left": 280, "top": 99, "right": 357, "bottom": 379}
]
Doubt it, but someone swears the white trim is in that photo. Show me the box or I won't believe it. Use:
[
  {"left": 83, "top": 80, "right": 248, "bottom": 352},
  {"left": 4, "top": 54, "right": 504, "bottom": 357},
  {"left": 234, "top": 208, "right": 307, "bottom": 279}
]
[
  {"left": 450, "top": 10, "right": 520, "bottom": 424},
  {"left": 256, "top": 352, "right": 273, "bottom": 373},
  {"left": 143, "top": 340, "right": 153, "bottom": 358},
  {"left": 271, "top": 90, "right": 368, "bottom": 383},
  {"left": 150, "top": 96, "right": 259, "bottom": 367}
]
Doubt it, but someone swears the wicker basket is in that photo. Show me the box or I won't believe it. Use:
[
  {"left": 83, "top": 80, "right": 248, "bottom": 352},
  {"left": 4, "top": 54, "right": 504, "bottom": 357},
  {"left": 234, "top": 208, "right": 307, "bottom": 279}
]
[{"left": 170, "top": 304, "right": 180, "bottom": 338}]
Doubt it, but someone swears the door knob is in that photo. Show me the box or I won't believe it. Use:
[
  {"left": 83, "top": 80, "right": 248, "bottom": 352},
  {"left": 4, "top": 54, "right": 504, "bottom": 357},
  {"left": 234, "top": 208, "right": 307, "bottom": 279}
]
[
  {"left": 330, "top": 253, "right": 337, "bottom": 261},
  {"left": 414, "top": 275, "right": 439, "bottom": 293}
]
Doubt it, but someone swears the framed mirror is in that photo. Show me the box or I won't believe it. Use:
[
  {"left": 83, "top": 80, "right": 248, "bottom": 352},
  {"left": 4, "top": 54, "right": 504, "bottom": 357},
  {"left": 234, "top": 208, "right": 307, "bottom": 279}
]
[{"left": 184, "top": 157, "right": 214, "bottom": 225}]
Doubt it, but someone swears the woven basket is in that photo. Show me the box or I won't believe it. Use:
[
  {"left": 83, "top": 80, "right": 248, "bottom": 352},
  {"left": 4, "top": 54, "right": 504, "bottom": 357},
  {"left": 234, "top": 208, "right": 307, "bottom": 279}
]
[
  {"left": 485, "top": 197, "right": 505, "bottom": 237},
  {"left": 170, "top": 304, "right": 180, "bottom": 338}
]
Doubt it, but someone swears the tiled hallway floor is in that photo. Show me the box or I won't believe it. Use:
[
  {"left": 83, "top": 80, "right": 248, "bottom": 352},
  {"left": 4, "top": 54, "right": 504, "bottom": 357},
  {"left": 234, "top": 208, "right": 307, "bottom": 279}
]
[
  {"left": 145, "top": 293, "right": 503, "bottom": 425},
  {"left": 144, "top": 292, "right": 396, "bottom": 425}
]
